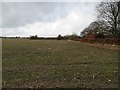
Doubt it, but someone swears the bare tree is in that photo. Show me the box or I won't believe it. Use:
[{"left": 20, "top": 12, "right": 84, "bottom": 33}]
[
  {"left": 97, "top": 1, "right": 119, "bottom": 37},
  {"left": 81, "top": 20, "right": 110, "bottom": 37},
  {"left": 81, "top": 27, "right": 89, "bottom": 37}
]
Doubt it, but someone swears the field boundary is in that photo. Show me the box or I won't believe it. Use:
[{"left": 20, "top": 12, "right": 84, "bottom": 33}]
[{"left": 67, "top": 40, "right": 119, "bottom": 51}]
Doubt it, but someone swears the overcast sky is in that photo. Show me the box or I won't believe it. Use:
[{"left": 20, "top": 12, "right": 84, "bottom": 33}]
[{"left": 1, "top": 1, "right": 100, "bottom": 37}]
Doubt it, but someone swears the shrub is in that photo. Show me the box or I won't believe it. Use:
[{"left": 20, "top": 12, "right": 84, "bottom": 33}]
[
  {"left": 96, "top": 33, "right": 105, "bottom": 38},
  {"left": 57, "top": 34, "right": 62, "bottom": 40},
  {"left": 30, "top": 35, "right": 38, "bottom": 39}
]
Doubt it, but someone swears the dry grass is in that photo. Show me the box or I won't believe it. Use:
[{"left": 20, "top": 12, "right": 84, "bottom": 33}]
[{"left": 2, "top": 39, "right": 119, "bottom": 88}]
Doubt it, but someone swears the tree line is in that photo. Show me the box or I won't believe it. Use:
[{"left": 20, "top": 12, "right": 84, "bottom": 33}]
[
  {"left": 81, "top": 1, "right": 120, "bottom": 38},
  {"left": 30, "top": 33, "right": 80, "bottom": 41}
]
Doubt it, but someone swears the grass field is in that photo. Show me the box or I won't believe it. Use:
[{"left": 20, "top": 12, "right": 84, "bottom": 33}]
[{"left": 2, "top": 39, "right": 119, "bottom": 88}]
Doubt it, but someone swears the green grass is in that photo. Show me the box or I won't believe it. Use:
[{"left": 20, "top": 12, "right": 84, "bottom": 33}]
[{"left": 2, "top": 39, "right": 119, "bottom": 88}]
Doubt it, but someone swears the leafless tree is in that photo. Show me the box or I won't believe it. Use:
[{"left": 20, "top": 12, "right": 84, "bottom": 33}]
[
  {"left": 81, "top": 20, "right": 110, "bottom": 37},
  {"left": 97, "top": 1, "right": 119, "bottom": 37}
]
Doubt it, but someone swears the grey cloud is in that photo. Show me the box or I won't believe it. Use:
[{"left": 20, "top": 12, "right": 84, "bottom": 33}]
[
  {"left": 1, "top": 2, "right": 99, "bottom": 37},
  {"left": 2, "top": 2, "right": 71, "bottom": 28}
]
